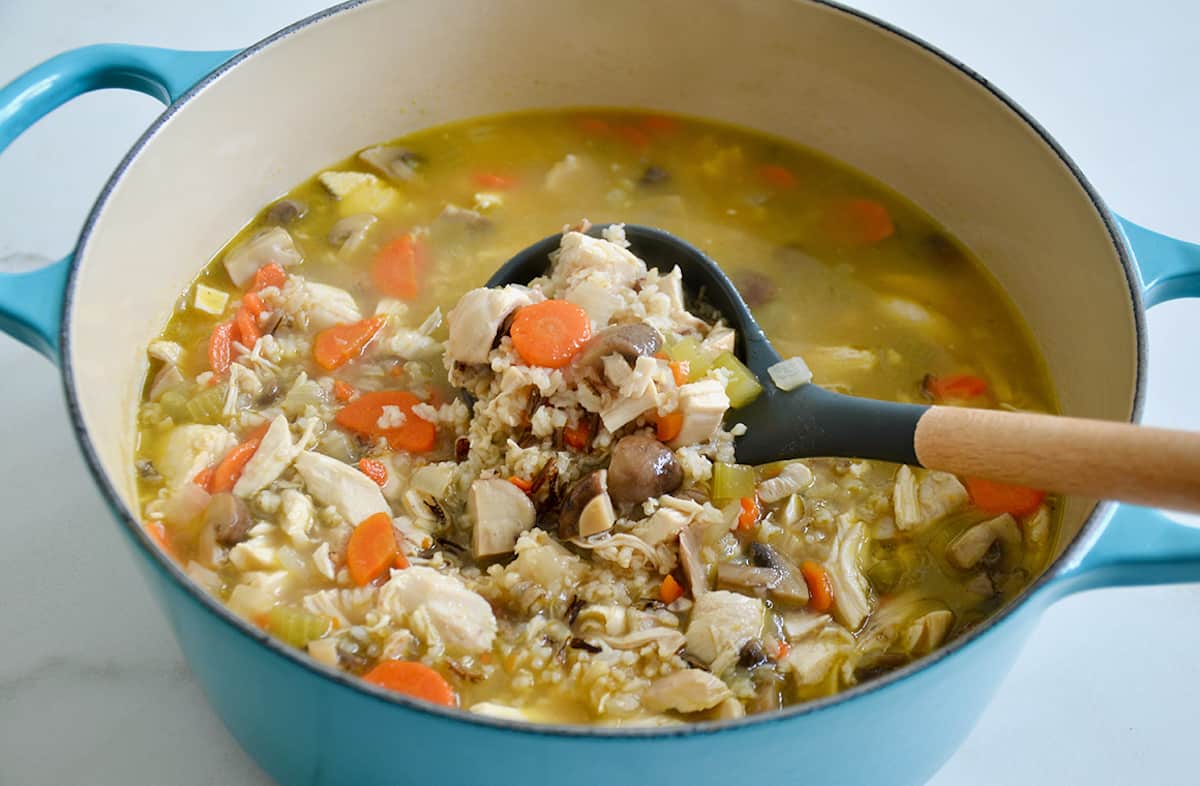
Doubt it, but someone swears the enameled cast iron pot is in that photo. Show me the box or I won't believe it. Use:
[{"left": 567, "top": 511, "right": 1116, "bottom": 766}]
[{"left": 3, "top": 2, "right": 1199, "bottom": 783}]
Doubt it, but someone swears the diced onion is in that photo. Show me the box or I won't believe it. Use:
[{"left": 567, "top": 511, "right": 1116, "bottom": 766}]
[{"left": 768, "top": 356, "right": 813, "bottom": 391}]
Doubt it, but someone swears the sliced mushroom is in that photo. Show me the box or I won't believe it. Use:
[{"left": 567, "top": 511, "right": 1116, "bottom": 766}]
[
  {"left": 638, "top": 165, "right": 670, "bottom": 186},
  {"left": 358, "top": 145, "right": 423, "bottom": 181},
  {"left": 946, "top": 514, "right": 1021, "bottom": 570},
  {"left": 265, "top": 198, "right": 308, "bottom": 225},
  {"left": 569, "top": 323, "right": 664, "bottom": 377},
  {"left": 731, "top": 270, "right": 777, "bottom": 308},
  {"left": 148, "top": 363, "right": 185, "bottom": 401},
  {"left": 716, "top": 563, "right": 782, "bottom": 596},
  {"left": 435, "top": 203, "right": 492, "bottom": 233},
  {"left": 607, "top": 434, "right": 683, "bottom": 505},
  {"left": 677, "top": 525, "right": 708, "bottom": 597},
  {"left": 558, "top": 470, "right": 615, "bottom": 539},
  {"left": 328, "top": 214, "right": 378, "bottom": 254},
  {"left": 469, "top": 478, "right": 536, "bottom": 560},
  {"left": 206, "top": 492, "right": 253, "bottom": 547},
  {"left": 748, "top": 543, "right": 810, "bottom": 605}
]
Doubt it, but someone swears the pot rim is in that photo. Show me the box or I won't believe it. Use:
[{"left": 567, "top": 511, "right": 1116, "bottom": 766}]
[{"left": 59, "top": 0, "right": 1146, "bottom": 739}]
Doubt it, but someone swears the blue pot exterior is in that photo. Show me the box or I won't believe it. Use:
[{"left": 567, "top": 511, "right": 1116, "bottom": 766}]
[{"left": 4, "top": 10, "right": 1200, "bottom": 786}]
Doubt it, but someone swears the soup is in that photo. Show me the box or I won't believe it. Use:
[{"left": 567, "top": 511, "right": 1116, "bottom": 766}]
[{"left": 134, "top": 110, "right": 1057, "bottom": 725}]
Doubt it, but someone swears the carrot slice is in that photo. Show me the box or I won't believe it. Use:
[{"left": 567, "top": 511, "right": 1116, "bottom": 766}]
[
  {"left": 509, "top": 300, "right": 592, "bottom": 368},
  {"left": 737, "top": 496, "right": 760, "bottom": 531},
  {"left": 775, "top": 641, "right": 791, "bottom": 660},
  {"left": 801, "top": 560, "right": 834, "bottom": 613},
  {"left": 473, "top": 172, "right": 517, "bottom": 190},
  {"left": 509, "top": 475, "right": 533, "bottom": 493},
  {"left": 235, "top": 303, "right": 260, "bottom": 348},
  {"left": 640, "top": 115, "right": 679, "bottom": 135},
  {"left": 656, "top": 411, "right": 684, "bottom": 442},
  {"left": 925, "top": 374, "right": 988, "bottom": 402},
  {"left": 208, "top": 322, "right": 233, "bottom": 375},
  {"left": 964, "top": 478, "right": 1046, "bottom": 516},
  {"left": 358, "top": 458, "right": 389, "bottom": 487},
  {"left": 346, "top": 511, "right": 399, "bottom": 587},
  {"left": 660, "top": 574, "right": 685, "bottom": 604},
  {"left": 192, "top": 466, "right": 215, "bottom": 492},
  {"left": 371, "top": 234, "right": 425, "bottom": 300},
  {"left": 249, "top": 262, "right": 287, "bottom": 293},
  {"left": 242, "top": 292, "right": 265, "bottom": 317},
  {"left": 574, "top": 117, "right": 611, "bottom": 136},
  {"left": 335, "top": 390, "right": 436, "bottom": 453},
  {"left": 362, "top": 660, "right": 457, "bottom": 706},
  {"left": 822, "top": 198, "right": 894, "bottom": 246},
  {"left": 668, "top": 361, "right": 689, "bottom": 387},
  {"left": 614, "top": 125, "right": 651, "bottom": 150},
  {"left": 757, "top": 164, "right": 797, "bottom": 189},
  {"left": 313, "top": 316, "right": 386, "bottom": 371},
  {"left": 210, "top": 424, "right": 270, "bottom": 494},
  {"left": 332, "top": 380, "right": 357, "bottom": 403},
  {"left": 562, "top": 419, "right": 594, "bottom": 451}
]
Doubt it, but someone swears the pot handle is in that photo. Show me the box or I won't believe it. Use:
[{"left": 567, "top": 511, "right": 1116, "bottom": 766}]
[
  {"left": 0, "top": 44, "right": 236, "bottom": 361},
  {"left": 1054, "top": 215, "right": 1200, "bottom": 591}
]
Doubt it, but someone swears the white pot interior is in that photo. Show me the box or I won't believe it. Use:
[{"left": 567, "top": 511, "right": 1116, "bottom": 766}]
[{"left": 69, "top": 0, "right": 1137, "bottom": 560}]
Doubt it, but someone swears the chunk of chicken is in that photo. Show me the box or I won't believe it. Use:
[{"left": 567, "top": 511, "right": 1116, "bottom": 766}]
[
  {"left": 156, "top": 424, "right": 237, "bottom": 489},
  {"left": 564, "top": 277, "right": 623, "bottom": 327},
  {"left": 599, "top": 355, "right": 660, "bottom": 432},
  {"left": 272, "top": 278, "right": 363, "bottom": 332},
  {"left": 469, "top": 478, "right": 536, "bottom": 559},
  {"left": 223, "top": 227, "right": 303, "bottom": 287},
  {"left": 552, "top": 230, "right": 646, "bottom": 288},
  {"left": 701, "top": 324, "right": 736, "bottom": 356},
  {"left": 903, "top": 608, "right": 955, "bottom": 655},
  {"left": 379, "top": 566, "right": 497, "bottom": 655},
  {"left": 782, "top": 620, "right": 856, "bottom": 688},
  {"left": 856, "top": 593, "right": 955, "bottom": 664},
  {"left": 946, "top": 513, "right": 1021, "bottom": 570},
  {"left": 668, "top": 380, "right": 730, "bottom": 448},
  {"left": 892, "top": 466, "right": 969, "bottom": 531},
  {"left": 234, "top": 415, "right": 297, "bottom": 498},
  {"left": 632, "top": 506, "right": 692, "bottom": 546},
  {"left": 642, "top": 669, "right": 733, "bottom": 714},
  {"left": 510, "top": 530, "right": 585, "bottom": 592},
  {"left": 826, "top": 520, "right": 872, "bottom": 630},
  {"left": 543, "top": 153, "right": 598, "bottom": 193},
  {"left": 685, "top": 590, "right": 765, "bottom": 674},
  {"left": 278, "top": 488, "right": 314, "bottom": 546},
  {"left": 446, "top": 285, "right": 543, "bottom": 364},
  {"left": 293, "top": 451, "right": 390, "bottom": 525}
]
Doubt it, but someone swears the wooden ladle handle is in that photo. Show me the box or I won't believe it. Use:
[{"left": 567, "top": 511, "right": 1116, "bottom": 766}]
[{"left": 914, "top": 407, "right": 1200, "bottom": 512}]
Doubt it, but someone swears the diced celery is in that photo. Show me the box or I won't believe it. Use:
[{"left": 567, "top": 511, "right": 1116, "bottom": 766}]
[
  {"left": 185, "top": 383, "right": 228, "bottom": 424},
  {"left": 266, "top": 605, "right": 332, "bottom": 649},
  {"left": 866, "top": 559, "right": 903, "bottom": 593},
  {"left": 664, "top": 337, "right": 715, "bottom": 381},
  {"left": 157, "top": 389, "right": 191, "bottom": 422},
  {"left": 712, "top": 351, "right": 763, "bottom": 407},
  {"left": 712, "top": 461, "right": 756, "bottom": 502}
]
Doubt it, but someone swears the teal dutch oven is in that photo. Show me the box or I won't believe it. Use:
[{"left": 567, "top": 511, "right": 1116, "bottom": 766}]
[{"left": 2, "top": 1, "right": 1198, "bottom": 784}]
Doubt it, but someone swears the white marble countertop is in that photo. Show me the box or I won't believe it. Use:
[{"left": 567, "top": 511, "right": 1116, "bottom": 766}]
[{"left": 1, "top": 1, "right": 1198, "bottom": 784}]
